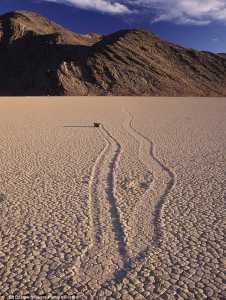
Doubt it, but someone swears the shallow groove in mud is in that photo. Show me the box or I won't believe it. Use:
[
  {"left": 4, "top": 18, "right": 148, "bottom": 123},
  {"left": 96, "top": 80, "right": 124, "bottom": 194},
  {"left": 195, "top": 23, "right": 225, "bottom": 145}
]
[
  {"left": 88, "top": 132, "right": 109, "bottom": 246},
  {"left": 75, "top": 114, "right": 176, "bottom": 291},
  {"left": 97, "top": 113, "right": 177, "bottom": 288},
  {"left": 127, "top": 112, "right": 176, "bottom": 245},
  {"left": 73, "top": 131, "right": 108, "bottom": 279},
  {"left": 101, "top": 126, "right": 128, "bottom": 260},
  {"left": 75, "top": 125, "right": 128, "bottom": 290}
]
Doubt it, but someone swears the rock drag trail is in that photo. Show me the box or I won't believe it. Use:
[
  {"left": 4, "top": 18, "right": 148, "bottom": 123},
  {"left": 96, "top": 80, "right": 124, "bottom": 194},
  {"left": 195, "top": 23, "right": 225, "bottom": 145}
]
[
  {"left": 124, "top": 111, "right": 176, "bottom": 247},
  {"left": 74, "top": 111, "right": 176, "bottom": 296},
  {"left": 73, "top": 124, "right": 129, "bottom": 294},
  {"left": 0, "top": 98, "right": 225, "bottom": 299}
]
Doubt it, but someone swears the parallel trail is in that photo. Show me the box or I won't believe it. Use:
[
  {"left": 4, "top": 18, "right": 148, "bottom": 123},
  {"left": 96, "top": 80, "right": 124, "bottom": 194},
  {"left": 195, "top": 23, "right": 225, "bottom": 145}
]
[
  {"left": 73, "top": 125, "right": 128, "bottom": 294},
  {"left": 101, "top": 126, "right": 128, "bottom": 259},
  {"left": 0, "top": 101, "right": 223, "bottom": 299},
  {"left": 98, "top": 112, "right": 177, "bottom": 289},
  {"left": 124, "top": 111, "right": 176, "bottom": 246},
  {"left": 73, "top": 129, "right": 109, "bottom": 278},
  {"left": 73, "top": 113, "right": 176, "bottom": 294}
]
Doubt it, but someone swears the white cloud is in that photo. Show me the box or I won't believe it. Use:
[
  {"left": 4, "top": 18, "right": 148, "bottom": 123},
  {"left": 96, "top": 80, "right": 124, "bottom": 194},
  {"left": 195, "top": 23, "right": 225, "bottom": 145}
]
[
  {"left": 45, "top": 0, "right": 131, "bottom": 14},
  {"left": 124, "top": 0, "right": 226, "bottom": 24},
  {"left": 41, "top": 0, "right": 226, "bottom": 23}
]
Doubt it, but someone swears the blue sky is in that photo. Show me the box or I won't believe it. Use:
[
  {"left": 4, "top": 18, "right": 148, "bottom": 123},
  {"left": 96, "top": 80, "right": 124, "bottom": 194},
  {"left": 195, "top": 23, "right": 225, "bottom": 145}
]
[{"left": 0, "top": 0, "right": 226, "bottom": 53}]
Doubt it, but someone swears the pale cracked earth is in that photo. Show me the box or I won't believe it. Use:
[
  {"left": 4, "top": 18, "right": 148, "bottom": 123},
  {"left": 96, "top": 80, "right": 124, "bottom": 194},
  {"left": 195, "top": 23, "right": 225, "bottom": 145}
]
[{"left": 0, "top": 98, "right": 225, "bottom": 300}]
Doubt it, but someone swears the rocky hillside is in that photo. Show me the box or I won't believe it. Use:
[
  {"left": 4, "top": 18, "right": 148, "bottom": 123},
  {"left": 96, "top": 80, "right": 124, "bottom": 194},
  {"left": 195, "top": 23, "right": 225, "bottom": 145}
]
[{"left": 0, "top": 10, "right": 226, "bottom": 96}]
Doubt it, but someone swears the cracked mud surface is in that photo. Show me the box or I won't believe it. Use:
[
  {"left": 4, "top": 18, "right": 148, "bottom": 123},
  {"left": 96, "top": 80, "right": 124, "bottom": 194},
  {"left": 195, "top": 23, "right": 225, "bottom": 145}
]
[{"left": 0, "top": 98, "right": 225, "bottom": 299}]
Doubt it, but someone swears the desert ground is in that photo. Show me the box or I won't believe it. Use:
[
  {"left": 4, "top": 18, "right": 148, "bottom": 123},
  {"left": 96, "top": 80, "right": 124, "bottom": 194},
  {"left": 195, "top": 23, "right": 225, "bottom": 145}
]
[{"left": 0, "top": 98, "right": 225, "bottom": 299}]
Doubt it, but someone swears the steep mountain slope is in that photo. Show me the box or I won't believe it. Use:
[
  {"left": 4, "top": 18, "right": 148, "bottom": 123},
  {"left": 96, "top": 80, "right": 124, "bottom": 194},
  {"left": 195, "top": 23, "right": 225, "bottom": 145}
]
[
  {"left": 86, "top": 30, "right": 226, "bottom": 96},
  {"left": 0, "top": 10, "right": 102, "bottom": 45},
  {"left": 0, "top": 10, "right": 225, "bottom": 96}
]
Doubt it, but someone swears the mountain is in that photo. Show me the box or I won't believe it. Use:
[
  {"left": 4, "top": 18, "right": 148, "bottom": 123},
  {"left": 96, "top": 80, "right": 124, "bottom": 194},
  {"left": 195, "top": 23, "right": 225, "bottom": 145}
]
[{"left": 0, "top": 10, "right": 226, "bottom": 96}]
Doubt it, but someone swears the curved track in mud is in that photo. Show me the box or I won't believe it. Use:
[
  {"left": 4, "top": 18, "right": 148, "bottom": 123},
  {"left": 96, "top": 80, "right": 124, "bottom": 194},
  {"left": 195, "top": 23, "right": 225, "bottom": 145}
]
[
  {"left": 97, "top": 112, "right": 177, "bottom": 289},
  {"left": 124, "top": 112, "right": 176, "bottom": 246},
  {"left": 101, "top": 126, "right": 128, "bottom": 260},
  {"left": 0, "top": 100, "right": 223, "bottom": 299},
  {"left": 74, "top": 114, "right": 176, "bottom": 295},
  {"left": 74, "top": 125, "right": 128, "bottom": 294}
]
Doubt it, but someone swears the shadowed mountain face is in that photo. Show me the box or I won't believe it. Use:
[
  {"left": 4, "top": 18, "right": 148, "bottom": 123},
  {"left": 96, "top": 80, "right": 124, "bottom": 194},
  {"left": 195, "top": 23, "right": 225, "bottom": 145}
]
[{"left": 0, "top": 10, "right": 226, "bottom": 96}]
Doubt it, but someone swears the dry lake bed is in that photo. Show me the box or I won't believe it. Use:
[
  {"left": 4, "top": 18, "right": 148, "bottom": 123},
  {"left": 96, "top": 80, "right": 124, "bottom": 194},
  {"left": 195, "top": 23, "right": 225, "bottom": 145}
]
[{"left": 0, "top": 98, "right": 225, "bottom": 299}]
